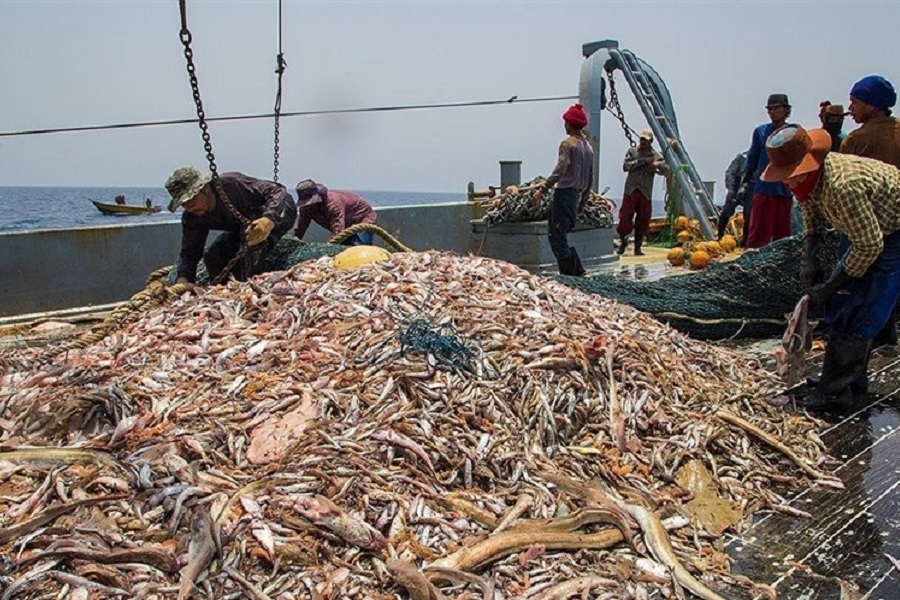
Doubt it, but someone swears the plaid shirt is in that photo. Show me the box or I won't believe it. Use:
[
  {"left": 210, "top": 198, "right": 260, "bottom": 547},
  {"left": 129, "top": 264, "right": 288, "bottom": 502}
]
[{"left": 801, "top": 152, "right": 900, "bottom": 277}]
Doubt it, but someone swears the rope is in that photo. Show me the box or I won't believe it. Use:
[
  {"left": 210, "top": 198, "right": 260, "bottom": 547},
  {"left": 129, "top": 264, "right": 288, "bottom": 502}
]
[
  {"left": 37, "top": 267, "right": 191, "bottom": 362},
  {"left": 327, "top": 223, "right": 414, "bottom": 252},
  {"left": 0, "top": 95, "right": 578, "bottom": 139}
]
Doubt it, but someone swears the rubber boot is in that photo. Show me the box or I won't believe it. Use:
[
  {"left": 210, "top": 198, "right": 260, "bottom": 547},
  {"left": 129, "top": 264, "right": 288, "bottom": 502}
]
[
  {"left": 571, "top": 248, "right": 586, "bottom": 277},
  {"left": 617, "top": 234, "right": 628, "bottom": 255},
  {"left": 634, "top": 234, "right": 645, "bottom": 256},
  {"left": 799, "top": 332, "right": 871, "bottom": 411},
  {"left": 873, "top": 307, "right": 898, "bottom": 348},
  {"left": 716, "top": 214, "right": 728, "bottom": 240},
  {"left": 556, "top": 254, "right": 576, "bottom": 276}
]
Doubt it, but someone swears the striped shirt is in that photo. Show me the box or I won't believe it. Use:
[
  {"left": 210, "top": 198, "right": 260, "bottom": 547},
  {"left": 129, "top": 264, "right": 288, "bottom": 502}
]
[{"left": 801, "top": 152, "right": 900, "bottom": 277}]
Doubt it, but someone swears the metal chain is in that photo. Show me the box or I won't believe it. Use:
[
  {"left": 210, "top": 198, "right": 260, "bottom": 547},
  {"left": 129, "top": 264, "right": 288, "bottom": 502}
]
[
  {"left": 604, "top": 68, "right": 636, "bottom": 147},
  {"left": 178, "top": 0, "right": 256, "bottom": 285},
  {"left": 273, "top": 0, "right": 286, "bottom": 182}
]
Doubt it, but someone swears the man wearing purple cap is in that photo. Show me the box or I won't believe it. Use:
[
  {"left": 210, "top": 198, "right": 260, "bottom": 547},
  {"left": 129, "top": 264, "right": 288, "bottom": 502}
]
[
  {"left": 293, "top": 180, "right": 377, "bottom": 246},
  {"left": 762, "top": 125, "right": 900, "bottom": 410}
]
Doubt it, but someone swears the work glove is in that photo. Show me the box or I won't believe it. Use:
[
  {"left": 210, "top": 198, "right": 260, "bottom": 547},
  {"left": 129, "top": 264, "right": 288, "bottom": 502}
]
[
  {"left": 246, "top": 217, "right": 275, "bottom": 246},
  {"left": 799, "top": 235, "right": 824, "bottom": 290},
  {"left": 808, "top": 267, "right": 854, "bottom": 307}
]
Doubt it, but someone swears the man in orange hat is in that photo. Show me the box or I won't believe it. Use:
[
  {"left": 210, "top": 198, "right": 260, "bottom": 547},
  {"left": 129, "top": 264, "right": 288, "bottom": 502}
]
[
  {"left": 762, "top": 125, "right": 900, "bottom": 410},
  {"left": 532, "top": 103, "right": 594, "bottom": 276}
]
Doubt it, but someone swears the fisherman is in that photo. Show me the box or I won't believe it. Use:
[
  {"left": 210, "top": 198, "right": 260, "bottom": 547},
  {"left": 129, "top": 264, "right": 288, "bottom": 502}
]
[
  {"left": 115, "top": 194, "right": 126, "bottom": 205},
  {"left": 841, "top": 75, "right": 900, "bottom": 166},
  {"left": 837, "top": 75, "right": 900, "bottom": 347},
  {"left": 762, "top": 125, "right": 900, "bottom": 411},
  {"left": 293, "top": 180, "right": 378, "bottom": 246},
  {"left": 741, "top": 93, "right": 795, "bottom": 248},
  {"left": 818, "top": 101, "right": 847, "bottom": 151},
  {"left": 717, "top": 150, "right": 748, "bottom": 241},
  {"left": 531, "top": 103, "right": 594, "bottom": 275},
  {"left": 166, "top": 166, "right": 297, "bottom": 285},
  {"left": 615, "top": 129, "right": 667, "bottom": 256},
  {"left": 145, "top": 197, "right": 152, "bottom": 208}
]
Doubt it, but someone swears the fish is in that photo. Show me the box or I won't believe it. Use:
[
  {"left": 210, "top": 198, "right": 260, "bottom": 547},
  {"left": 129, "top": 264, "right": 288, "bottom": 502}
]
[
  {"left": 775, "top": 294, "right": 812, "bottom": 388},
  {"left": 177, "top": 506, "right": 217, "bottom": 600}
]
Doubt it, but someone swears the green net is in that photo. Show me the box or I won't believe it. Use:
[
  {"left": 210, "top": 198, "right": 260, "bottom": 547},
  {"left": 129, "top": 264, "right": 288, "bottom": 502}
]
[
  {"left": 169, "top": 231, "right": 837, "bottom": 341},
  {"left": 556, "top": 231, "right": 839, "bottom": 340}
]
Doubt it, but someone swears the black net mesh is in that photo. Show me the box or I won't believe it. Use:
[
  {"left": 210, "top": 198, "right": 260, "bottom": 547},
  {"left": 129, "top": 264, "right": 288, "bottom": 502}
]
[{"left": 556, "top": 231, "right": 840, "bottom": 339}]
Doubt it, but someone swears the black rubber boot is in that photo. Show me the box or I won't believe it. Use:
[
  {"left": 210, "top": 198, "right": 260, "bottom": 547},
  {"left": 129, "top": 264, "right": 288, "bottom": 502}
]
[
  {"left": 556, "top": 255, "right": 576, "bottom": 276},
  {"left": 799, "top": 332, "right": 871, "bottom": 411},
  {"left": 634, "top": 234, "right": 645, "bottom": 256},
  {"left": 873, "top": 307, "right": 898, "bottom": 348},
  {"left": 617, "top": 234, "right": 628, "bottom": 255},
  {"left": 571, "top": 248, "right": 586, "bottom": 277}
]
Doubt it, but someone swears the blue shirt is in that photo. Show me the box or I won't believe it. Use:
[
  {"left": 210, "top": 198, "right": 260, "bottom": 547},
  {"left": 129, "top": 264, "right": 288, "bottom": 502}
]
[{"left": 745, "top": 122, "right": 792, "bottom": 198}]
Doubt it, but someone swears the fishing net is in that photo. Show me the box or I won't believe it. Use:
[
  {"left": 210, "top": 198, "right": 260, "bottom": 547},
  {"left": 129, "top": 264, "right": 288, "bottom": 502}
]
[
  {"left": 481, "top": 177, "right": 615, "bottom": 229},
  {"left": 168, "top": 228, "right": 838, "bottom": 341},
  {"left": 557, "top": 231, "right": 840, "bottom": 340}
]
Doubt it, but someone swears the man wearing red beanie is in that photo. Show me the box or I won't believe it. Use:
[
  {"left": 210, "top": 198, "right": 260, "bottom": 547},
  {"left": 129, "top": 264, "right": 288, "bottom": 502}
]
[{"left": 532, "top": 103, "right": 594, "bottom": 276}]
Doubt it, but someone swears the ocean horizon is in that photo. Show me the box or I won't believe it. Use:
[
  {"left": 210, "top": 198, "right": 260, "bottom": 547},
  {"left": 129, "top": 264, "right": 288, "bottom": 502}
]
[{"left": 0, "top": 186, "right": 467, "bottom": 233}]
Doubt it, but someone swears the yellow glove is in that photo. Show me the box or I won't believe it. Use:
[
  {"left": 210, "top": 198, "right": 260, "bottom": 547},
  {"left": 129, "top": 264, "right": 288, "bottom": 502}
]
[{"left": 246, "top": 217, "right": 275, "bottom": 246}]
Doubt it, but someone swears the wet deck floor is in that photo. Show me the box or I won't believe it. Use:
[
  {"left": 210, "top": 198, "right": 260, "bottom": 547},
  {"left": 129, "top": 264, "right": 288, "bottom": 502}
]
[{"left": 722, "top": 345, "right": 900, "bottom": 600}]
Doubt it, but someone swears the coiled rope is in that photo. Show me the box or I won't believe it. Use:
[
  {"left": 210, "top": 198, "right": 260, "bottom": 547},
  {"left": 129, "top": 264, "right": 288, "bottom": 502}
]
[
  {"left": 328, "top": 223, "right": 414, "bottom": 252},
  {"left": 37, "top": 267, "right": 194, "bottom": 362}
]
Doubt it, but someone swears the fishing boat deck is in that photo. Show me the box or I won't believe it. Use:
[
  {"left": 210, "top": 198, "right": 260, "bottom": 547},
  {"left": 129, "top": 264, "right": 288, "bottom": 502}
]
[
  {"left": 3, "top": 251, "right": 899, "bottom": 599},
  {"left": 721, "top": 344, "right": 900, "bottom": 600}
]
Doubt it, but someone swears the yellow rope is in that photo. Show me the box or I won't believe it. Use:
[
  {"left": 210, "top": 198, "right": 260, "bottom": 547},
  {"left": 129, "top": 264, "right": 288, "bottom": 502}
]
[{"left": 327, "top": 223, "right": 414, "bottom": 252}]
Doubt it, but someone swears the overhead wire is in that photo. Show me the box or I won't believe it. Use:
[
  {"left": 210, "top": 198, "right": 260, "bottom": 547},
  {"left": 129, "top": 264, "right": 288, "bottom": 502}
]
[{"left": 0, "top": 94, "right": 578, "bottom": 139}]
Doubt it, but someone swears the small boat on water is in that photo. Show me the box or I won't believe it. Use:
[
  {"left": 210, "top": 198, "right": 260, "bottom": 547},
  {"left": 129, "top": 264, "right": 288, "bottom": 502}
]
[{"left": 90, "top": 199, "right": 161, "bottom": 216}]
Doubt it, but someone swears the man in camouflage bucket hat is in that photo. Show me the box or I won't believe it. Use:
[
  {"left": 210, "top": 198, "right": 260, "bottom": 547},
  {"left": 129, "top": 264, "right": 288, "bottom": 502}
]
[{"left": 165, "top": 166, "right": 297, "bottom": 285}]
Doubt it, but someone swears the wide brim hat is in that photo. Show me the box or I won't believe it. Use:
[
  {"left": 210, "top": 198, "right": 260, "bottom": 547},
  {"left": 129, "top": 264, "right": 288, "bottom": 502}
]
[
  {"left": 761, "top": 126, "right": 831, "bottom": 182},
  {"left": 165, "top": 166, "right": 212, "bottom": 212},
  {"left": 295, "top": 179, "right": 325, "bottom": 207}
]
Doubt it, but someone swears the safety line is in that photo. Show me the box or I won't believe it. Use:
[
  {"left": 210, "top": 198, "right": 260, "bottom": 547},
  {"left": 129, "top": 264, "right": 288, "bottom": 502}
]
[{"left": 0, "top": 94, "right": 578, "bottom": 138}]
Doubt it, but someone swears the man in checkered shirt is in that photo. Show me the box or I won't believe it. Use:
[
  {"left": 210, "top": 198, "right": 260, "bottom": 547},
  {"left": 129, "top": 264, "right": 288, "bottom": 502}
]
[{"left": 762, "top": 124, "right": 900, "bottom": 411}]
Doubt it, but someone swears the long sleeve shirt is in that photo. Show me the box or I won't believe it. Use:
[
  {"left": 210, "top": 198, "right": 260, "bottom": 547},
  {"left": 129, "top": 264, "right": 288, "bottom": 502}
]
[
  {"left": 744, "top": 123, "right": 792, "bottom": 198},
  {"left": 724, "top": 152, "right": 747, "bottom": 198},
  {"left": 177, "top": 172, "right": 296, "bottom": 282},
  {"left": 294, "top": 189, "right": 377, "bottom": 238},
  {"left": 840, "top": 115, "right": 900, "bottom": 168},
  {"left": 800, "top": 153, "right": 900, "bottom": 277},
  {"left": 545, "top": 133, "right": 594, "bottom": 198},
  {"left": 622, "top": 145, "right": 667, "bottom": 199}
]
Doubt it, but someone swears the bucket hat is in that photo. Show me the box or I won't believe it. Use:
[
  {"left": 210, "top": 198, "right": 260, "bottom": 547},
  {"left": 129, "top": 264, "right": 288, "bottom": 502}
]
[
  {"left": 165, "top": 166, "right": 212, "bottom": 213},
  {"left": 760, "top": 125, "right": 831, "bottom": 182},
  {"left": 295, "top": 179, "right": 327, "bottom": 207}
]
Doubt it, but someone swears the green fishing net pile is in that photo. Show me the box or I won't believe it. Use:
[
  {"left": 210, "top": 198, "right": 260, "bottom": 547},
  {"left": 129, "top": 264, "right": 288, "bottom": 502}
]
[
  {"left": 481, "top": 177, "right": 614, "bottom": 229},
  {"left": 557, "top": 231, "right": 840, "bottom": 339}
]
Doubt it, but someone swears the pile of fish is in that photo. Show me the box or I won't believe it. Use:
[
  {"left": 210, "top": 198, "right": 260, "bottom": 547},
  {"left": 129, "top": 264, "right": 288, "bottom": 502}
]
[{"left": 0, "top": 252, "right": 842, "bottom": 599}]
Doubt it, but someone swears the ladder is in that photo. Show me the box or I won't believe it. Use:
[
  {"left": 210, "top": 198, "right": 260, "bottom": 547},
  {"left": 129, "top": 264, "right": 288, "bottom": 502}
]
[{"left": 608, "top": 48, "right": 718, "bottom": 239}]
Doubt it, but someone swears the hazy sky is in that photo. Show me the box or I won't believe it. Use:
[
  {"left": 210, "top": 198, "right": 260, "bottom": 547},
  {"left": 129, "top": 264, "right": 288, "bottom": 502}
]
[{"left": 1, "top": 0, "right": 898, "bottom": 202}]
